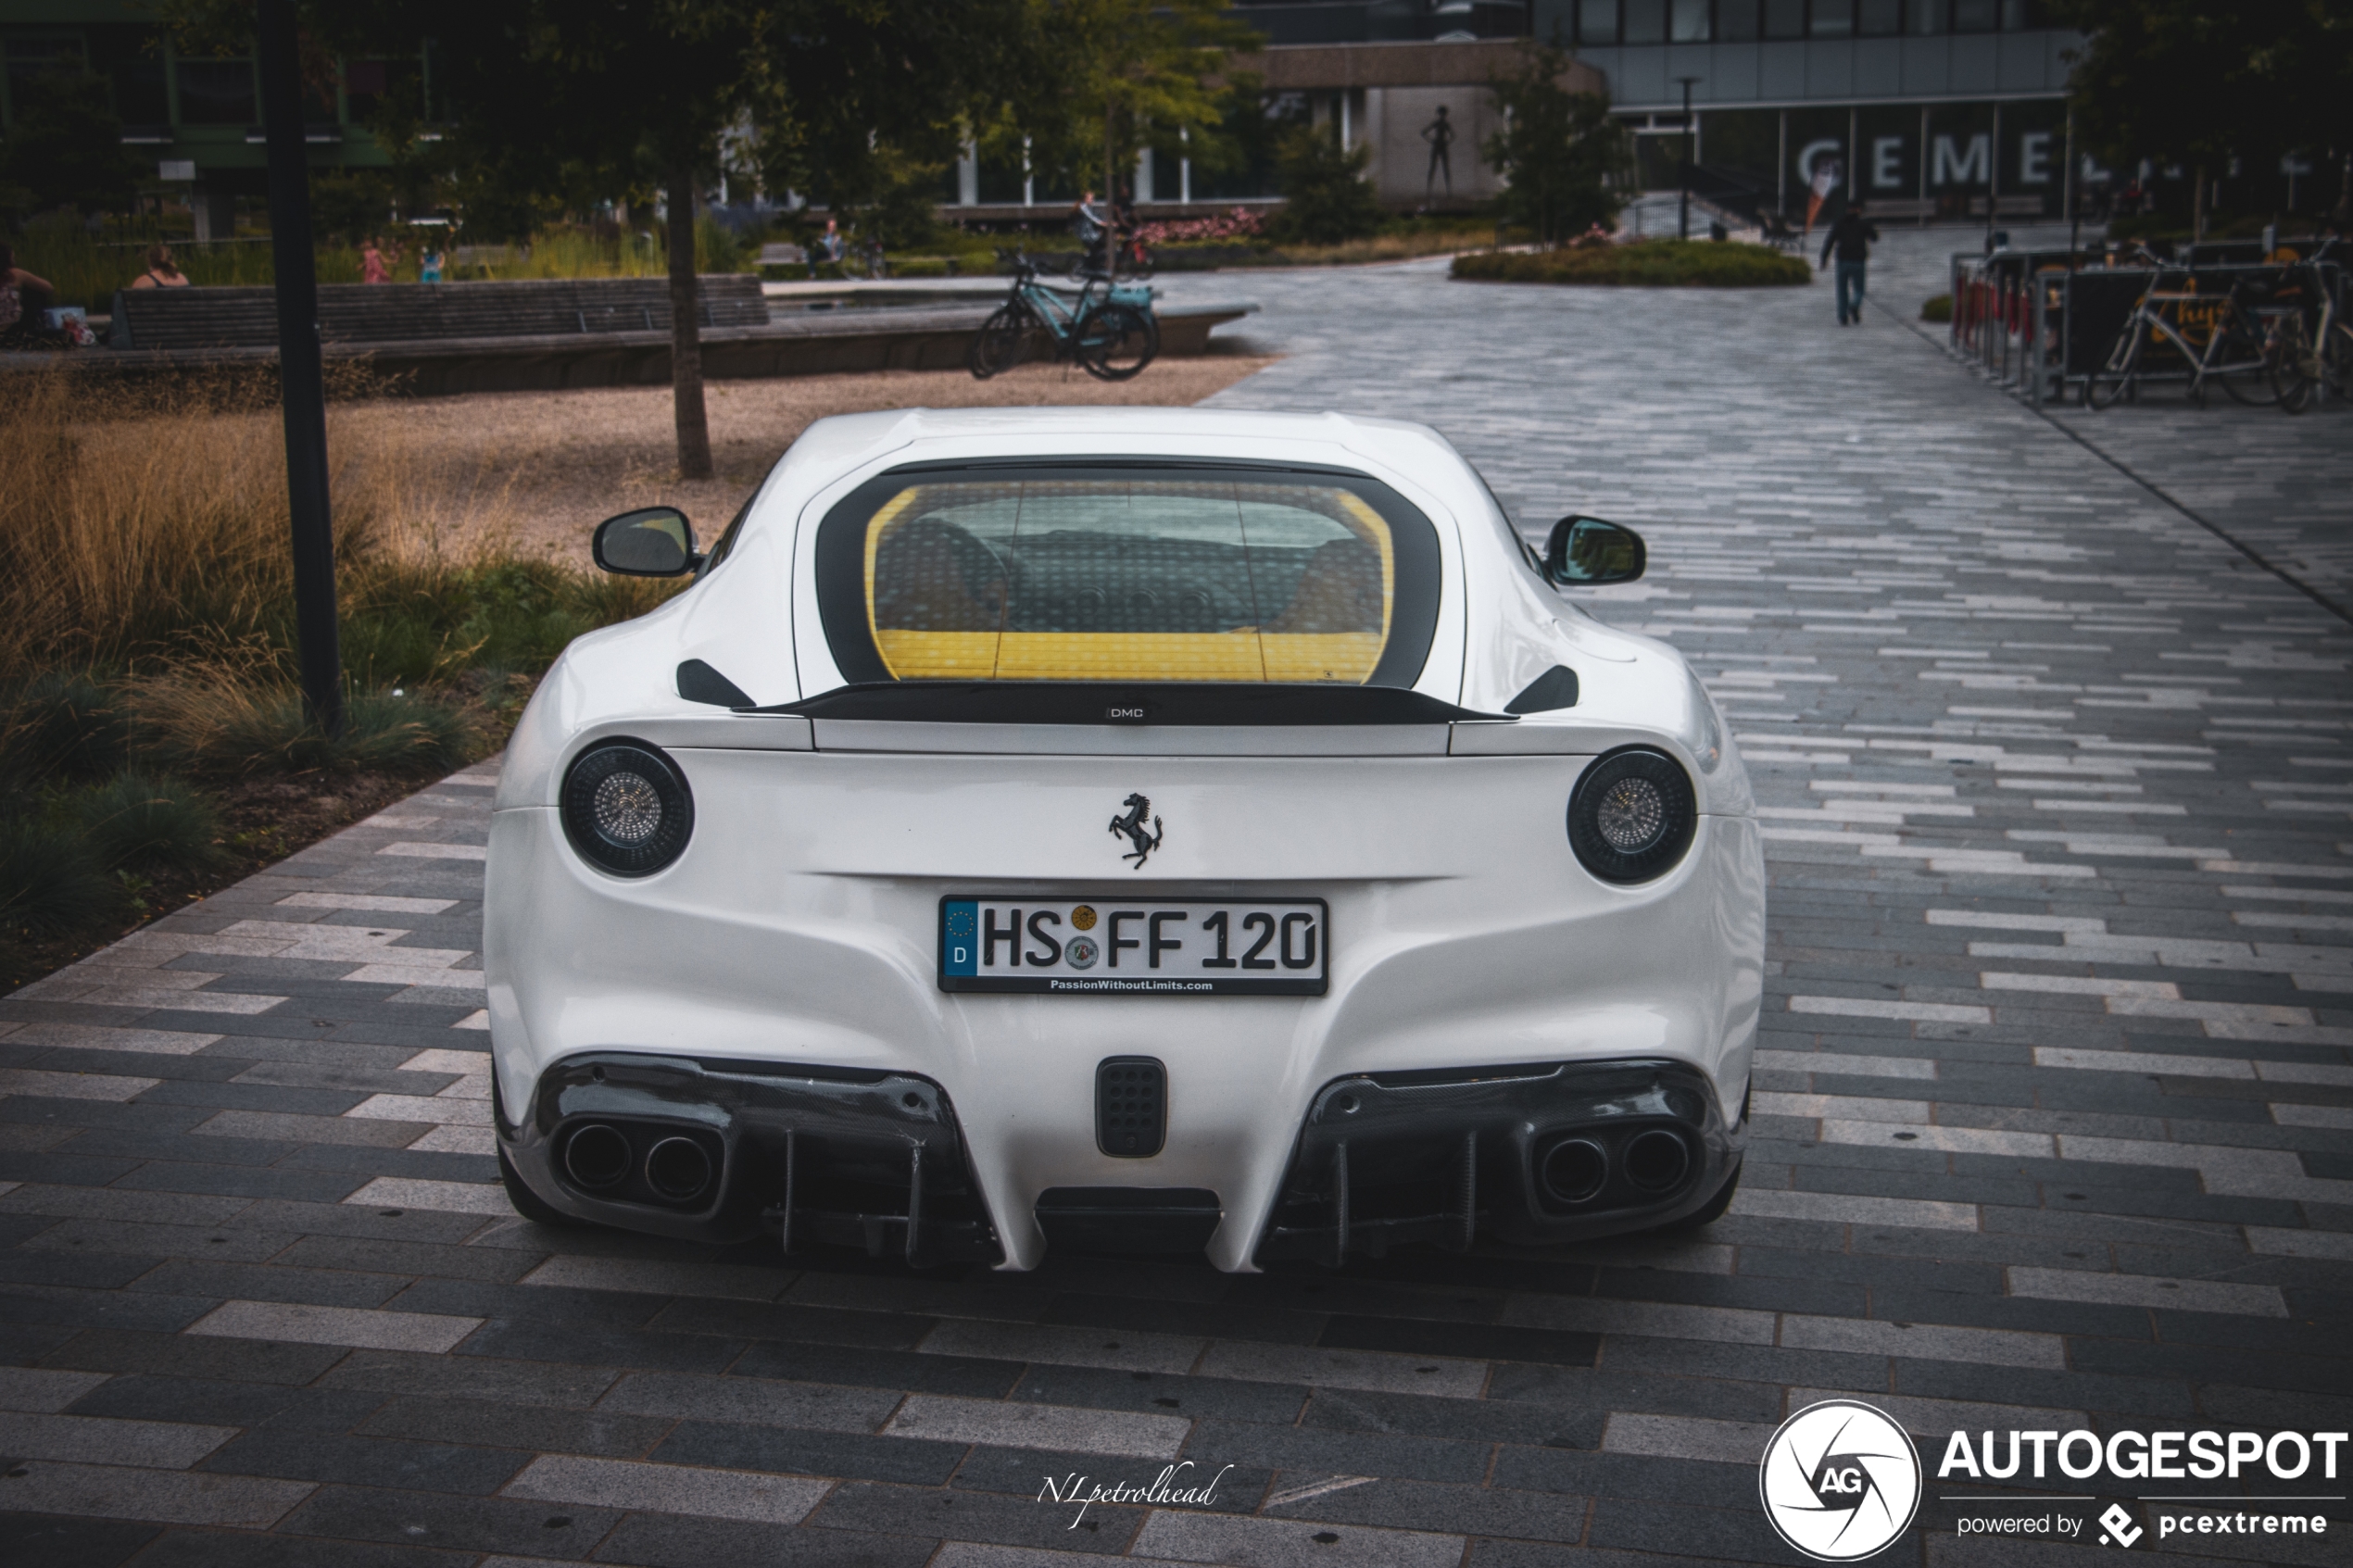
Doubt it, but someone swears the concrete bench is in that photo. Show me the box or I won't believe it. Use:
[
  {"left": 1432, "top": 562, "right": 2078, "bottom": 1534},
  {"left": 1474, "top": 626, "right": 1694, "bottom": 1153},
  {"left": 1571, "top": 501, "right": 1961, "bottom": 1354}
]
[{"left": 108, "top": 274, "right": 769, "bottom": 351}]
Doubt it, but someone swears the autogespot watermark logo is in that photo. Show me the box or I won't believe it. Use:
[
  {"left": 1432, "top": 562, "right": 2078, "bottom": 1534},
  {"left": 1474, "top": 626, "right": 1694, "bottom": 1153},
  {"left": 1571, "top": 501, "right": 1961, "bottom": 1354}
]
[{"left": 1758, "top": 1399, "right": 1924, "bottom": 1562}]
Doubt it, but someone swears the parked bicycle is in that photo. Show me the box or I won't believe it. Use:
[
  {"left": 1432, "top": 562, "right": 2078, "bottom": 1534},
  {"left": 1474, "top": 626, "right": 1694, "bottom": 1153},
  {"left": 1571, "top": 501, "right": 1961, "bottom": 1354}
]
[
  {"left": 2084, "top": 267, "right": 2296, "bottom": 409},
  {"left": 2270, "top": 242, "right": 2349, "bottom": 413},
  {"left": 967, "top": 249, "right": 1158, "bottom": 382}
]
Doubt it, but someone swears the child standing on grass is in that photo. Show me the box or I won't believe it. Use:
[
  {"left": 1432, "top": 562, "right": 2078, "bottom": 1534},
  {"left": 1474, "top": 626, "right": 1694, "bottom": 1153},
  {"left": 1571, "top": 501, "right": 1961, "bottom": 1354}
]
[{"left": 361, "top": 234, "right": 402, "bottom": 284}]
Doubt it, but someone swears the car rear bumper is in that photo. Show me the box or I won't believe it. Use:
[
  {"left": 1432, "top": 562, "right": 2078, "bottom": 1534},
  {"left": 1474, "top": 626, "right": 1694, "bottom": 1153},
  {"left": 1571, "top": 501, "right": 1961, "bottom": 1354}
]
[
  {"left": 498, "top": 1051, "right": 1743, "bottom": 1268},
  {"left": 497, "top": 1052, "right": 1000, "bottom": 1264},
  {"left": 1252, "top": 1058, "right": 1744, "bottom": 1263}
]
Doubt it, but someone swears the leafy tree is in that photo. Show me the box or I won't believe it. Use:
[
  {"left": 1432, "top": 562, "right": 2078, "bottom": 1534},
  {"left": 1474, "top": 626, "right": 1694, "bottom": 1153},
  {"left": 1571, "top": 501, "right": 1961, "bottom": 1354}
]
[
  {"left": 1481, "top": 44, "right": 1633, "bottom": 246},
  {"left": 995, "top": 0, "right": 1259, "bottom": 203},
  {"left": 1268, "top": 124, "right": 1381, "bottom": 245},
  {"left": 0, "top": 66, "right": 148, "bottom": 217},
  {"left": 169, "top": 2, "right": 1038, "bottom": 481},
  {"left": 2052, "top": 0, "right": 2353, "bottom": 224}
]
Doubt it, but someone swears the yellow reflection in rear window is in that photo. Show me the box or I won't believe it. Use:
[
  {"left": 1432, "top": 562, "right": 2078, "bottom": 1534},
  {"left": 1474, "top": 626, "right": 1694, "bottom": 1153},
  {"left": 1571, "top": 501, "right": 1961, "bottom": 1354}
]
[{"left": 862, "top": 479, "right": 1396, "bottom": 684}]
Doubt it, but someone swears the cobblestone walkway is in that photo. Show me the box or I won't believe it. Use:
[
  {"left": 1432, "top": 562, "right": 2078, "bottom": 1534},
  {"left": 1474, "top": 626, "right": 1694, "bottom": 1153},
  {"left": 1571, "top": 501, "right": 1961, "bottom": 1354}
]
[{"left": 5, "top": 247, "right": 2348, "bottom": 1567}]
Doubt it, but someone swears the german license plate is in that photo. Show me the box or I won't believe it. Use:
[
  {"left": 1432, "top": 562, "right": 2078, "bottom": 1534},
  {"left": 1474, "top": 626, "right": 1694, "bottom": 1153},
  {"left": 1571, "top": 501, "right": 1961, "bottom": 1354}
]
[{"left": 939, "top": 897, "right": 1327, "bottom": 996}]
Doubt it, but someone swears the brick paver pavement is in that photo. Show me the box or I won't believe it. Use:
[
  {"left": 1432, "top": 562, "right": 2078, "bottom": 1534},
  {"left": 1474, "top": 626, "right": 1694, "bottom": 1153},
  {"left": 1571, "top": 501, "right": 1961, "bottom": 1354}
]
[{"left": 4, "top": 240, "right": 2347, "bottom": 1567}]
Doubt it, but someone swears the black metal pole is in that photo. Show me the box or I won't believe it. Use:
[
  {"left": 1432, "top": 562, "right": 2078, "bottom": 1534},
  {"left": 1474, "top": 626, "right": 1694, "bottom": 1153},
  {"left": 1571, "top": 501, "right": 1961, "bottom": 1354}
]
[
  {"left": 1677, "top": 79, "right": 1694, "bottom": 240},
  {"left": 257, "top": 0, "right": 343, "bottom": 737}
]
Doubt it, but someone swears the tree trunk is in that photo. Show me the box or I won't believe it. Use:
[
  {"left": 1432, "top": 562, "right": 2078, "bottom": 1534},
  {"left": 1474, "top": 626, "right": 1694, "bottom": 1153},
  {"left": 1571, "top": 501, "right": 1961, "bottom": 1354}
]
[{"left": 667, "top": 158, "right": 713, "bottom": 483}]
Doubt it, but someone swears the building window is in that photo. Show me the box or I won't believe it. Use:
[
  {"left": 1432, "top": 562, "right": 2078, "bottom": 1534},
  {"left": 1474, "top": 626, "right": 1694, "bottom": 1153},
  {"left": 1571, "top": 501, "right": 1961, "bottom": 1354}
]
[
  {"left": 1577, "top": 0, "right": 1619, "bottom": 44},
  {"left": 1951, "top": 0, "right": 1997, "bottom": 31},
  {"left": 1764, "top": 0, "right": 1806, "bottom": 38},
  {"left": 1999, "top": 0, "right": 2030, "bottom": 26},
  {"left": 1857, "top": 0, "right": 1901, "bottom": 33},
  {"left": 1810, "top": 0, "right": 1855, "bottom": 36},
  {"left": 5, "top": 37, "right": 86, "bottom": 126},
  {"left": 112, "top": 56, "right": 170, "bottom": 125},
  {"left": 1717, "top": 0, "right": 1762, "bottom": 40},
  {"left": 176, "top": 56, "right": 255, "bottom": 123},
  {"left": 1622, "top": 0, "right": 1667, "bottom": 44},
  {"left": 1906, "top": 0, "right": 1947, "bottom": 31},
  {"left": 1670, "top": 0, "right": 1710, "bottom": 41}
]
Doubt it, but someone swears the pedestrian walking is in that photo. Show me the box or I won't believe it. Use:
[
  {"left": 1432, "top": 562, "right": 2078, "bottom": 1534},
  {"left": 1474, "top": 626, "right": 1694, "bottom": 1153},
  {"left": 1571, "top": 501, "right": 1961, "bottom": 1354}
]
[
  {"left": 1072, "top": 190, "right": 1112, "bottom": 276},
  {"left": 418, "top": 243, "right": 446, "bottom": 283},
  {"left": 1818, "top": 202, "right": 1878, "bottom": 326}
]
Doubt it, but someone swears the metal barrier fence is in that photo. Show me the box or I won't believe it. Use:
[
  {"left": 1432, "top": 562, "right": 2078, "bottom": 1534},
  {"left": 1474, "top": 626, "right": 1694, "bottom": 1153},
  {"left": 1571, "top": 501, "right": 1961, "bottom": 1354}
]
[{"left": 1948, "top": 251, "right": 2347, "bottom": 408}]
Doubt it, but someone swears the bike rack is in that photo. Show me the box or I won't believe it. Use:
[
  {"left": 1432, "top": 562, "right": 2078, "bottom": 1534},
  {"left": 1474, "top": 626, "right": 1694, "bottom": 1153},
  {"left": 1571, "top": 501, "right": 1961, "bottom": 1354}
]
[{"left": 1949, "top": 250, "right": 2345, "bottom": 410}]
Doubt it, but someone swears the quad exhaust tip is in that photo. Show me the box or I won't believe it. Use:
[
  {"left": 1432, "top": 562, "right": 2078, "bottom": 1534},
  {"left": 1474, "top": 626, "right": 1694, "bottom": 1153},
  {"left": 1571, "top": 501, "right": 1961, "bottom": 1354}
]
[
  {"left": 562, "top": 1123, "right": 632, "bottom": 1189},
  {"left": 1539, "top": 1137, "right": 1608, "bottom": 1205},
  {"left": 1624, "top": 1129, "right": 1692, "bottom": 1194},
  {"left": 645, "top": 1136, "right": 715, "bottom": 1202}
]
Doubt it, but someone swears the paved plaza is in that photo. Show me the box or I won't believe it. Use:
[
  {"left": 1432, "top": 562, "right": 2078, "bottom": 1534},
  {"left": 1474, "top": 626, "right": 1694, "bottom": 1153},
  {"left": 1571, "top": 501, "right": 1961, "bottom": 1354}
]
[{"left": 4, "top": 239, "right": 2349, "bottom": 1566}]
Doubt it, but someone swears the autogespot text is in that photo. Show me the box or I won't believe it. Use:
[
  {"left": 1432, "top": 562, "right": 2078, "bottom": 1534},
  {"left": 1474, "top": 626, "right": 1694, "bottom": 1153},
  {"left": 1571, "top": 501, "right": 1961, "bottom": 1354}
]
[{"left": 1936, "top": 1427, "right": 2347, "bottom": 1482}]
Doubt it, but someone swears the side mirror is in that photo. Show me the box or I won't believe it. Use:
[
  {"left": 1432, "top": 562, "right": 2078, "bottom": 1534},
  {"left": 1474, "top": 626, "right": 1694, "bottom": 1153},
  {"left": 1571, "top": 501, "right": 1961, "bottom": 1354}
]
[
  {"left": 1544, "top": 516, "right": 1645, "bottom": 586},
  {"left": 593, "top": 507, "right": 700, "bottom": 577}
]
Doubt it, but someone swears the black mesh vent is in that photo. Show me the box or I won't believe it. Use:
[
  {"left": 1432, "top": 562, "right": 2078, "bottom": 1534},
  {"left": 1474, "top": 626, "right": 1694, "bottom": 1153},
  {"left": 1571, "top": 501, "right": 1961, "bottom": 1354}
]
[{"left": 1096, "top": 1057, "right": 1166, "bottom": 1159}]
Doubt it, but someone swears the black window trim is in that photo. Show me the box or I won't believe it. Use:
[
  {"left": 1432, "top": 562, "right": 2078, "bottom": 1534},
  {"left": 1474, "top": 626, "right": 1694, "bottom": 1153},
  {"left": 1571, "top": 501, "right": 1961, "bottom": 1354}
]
[{"left": 811, "top": 458, "right": 1447, "bottom": 693}]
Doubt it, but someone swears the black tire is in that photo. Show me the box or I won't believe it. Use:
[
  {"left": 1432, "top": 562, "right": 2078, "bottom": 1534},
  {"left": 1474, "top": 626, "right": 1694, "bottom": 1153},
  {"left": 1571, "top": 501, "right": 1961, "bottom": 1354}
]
[
  {"left": 967, "top": 303, "right": 1032, "bottom": 380},
  {"left": 1656, "top": 1158, "right": 1742, "bottom": 1235},
  {"left": 2217, "top": 320, "right": 2287, "bottom": 407},
  {"left": 1075, "top": 302, "right": 1157, "bottom": 382},
  {"left": 498, "top": 1142, "right": 576, "bottom": 1226},
  {"left": 492, "top": 1071, "right": 576, "bottom": 1226},
  {"left": 2272, "top": 318, "right": 2317, "bottom": 412},
  {"left": 2084, "top": 324, "right": 2140, "bottom": 409}
]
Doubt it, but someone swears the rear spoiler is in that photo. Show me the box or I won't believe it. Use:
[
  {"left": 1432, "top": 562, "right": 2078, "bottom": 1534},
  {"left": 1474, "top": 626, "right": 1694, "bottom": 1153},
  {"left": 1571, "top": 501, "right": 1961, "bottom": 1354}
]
[{"left": 749, "top": 682, "right": 1513, "bottom": 728}]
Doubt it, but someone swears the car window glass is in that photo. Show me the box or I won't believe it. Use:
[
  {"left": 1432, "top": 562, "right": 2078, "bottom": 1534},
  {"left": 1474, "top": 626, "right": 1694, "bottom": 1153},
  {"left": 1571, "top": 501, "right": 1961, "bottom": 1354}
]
[{"left": 860, "top": 477, "right": 1397, "bottom": 684}]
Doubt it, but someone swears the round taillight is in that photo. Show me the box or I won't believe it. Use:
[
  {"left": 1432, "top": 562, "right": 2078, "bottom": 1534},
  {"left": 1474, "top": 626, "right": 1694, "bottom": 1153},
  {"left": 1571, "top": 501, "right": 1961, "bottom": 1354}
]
[
  {"left": 1567, "top": 747, "right": 1696, "bottom": 884},
  {"left": 561, "top": 741, "right": 693, "bottom": 877}
]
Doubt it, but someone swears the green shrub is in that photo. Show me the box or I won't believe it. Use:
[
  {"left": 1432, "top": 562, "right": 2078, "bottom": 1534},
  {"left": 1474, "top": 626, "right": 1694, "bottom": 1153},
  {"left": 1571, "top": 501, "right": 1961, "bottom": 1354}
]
[
  {"left": 0, "top": 671, "right": 131, "bottom": 786},
  {"left": 70, "top": 770, "right": 226, "bottom": 872},
  {"left": 1452, "top": 239, "right": 1811, "bottom": 287},
  {"left": 1921, "top": 294, "right": 1954, "bottom": 322},
  {"left": 1267, "top": 125, "right": 1383, "bottom": 246},
  {"left": 0, "top": 815, "right": 116, "bottom": 934},
  {"left": 134, "top": 680, "right": 481, "bottom": 780}
]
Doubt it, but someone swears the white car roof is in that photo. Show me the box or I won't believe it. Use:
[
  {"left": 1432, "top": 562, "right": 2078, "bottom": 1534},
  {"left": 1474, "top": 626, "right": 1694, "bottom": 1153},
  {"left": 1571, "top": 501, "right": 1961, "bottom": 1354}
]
[{"left": 772, "top": 406, "right": 1472, "bottom": 488}]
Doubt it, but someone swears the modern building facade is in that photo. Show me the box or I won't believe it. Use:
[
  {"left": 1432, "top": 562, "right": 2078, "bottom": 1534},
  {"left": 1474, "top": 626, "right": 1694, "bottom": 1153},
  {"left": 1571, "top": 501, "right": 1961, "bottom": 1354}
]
[
  {"left": 1230, "top": 0, "right": 2092, "bottom": 223},
  {"left": 2, "top": 0, "right": 409, "bottom": 236}
]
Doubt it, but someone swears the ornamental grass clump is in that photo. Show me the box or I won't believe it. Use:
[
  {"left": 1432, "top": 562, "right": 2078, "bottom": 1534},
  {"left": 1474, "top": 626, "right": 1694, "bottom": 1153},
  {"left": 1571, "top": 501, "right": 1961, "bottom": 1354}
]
[
  {"left": 1452, "top": 238, "right": 1811, "bottom": 288},
  {"left": 0, "top": 367, "right": 678, "bottom": 967}
]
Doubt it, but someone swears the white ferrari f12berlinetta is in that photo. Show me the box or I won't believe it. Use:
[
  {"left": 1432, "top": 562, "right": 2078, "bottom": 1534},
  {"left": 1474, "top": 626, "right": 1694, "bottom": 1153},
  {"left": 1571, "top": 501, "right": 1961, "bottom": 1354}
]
[{"left": 486, "top": 407, "right": 1764, "bottom": 1272}]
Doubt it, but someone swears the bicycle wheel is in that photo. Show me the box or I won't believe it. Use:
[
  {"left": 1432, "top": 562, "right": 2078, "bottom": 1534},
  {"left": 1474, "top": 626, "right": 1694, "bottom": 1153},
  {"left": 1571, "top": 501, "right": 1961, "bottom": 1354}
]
[
  {"left": 967, "top": 304, "right": 1033, "bottom": 380},
  {"left": 1074, "top": 302, "right": 1157, "bottom": 382},
  {"left": 2084, "top": 323, "right": 2141, "bottom": 409},
  {"left": 2271, "top": 317, "right": 2318, "bottom": 413},
  {"left": 2217, "top": 319, "right": 2286, "bottom": 407}
]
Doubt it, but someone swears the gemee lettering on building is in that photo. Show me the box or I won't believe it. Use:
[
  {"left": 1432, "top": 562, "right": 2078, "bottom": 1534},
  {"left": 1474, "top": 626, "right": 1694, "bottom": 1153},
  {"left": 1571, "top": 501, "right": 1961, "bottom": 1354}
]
[{"left": 1936, "top": 1427, "right": 2349, "bottom": 1482}]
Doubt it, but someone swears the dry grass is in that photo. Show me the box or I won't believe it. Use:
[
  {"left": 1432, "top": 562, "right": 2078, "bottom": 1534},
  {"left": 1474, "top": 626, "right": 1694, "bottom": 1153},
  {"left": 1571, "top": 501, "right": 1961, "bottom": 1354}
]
[
  {"left": 0, "top": 367, "right": 535, "bottom": 685},
  {"left": 333, "top": 355, "right": 1276, "bottom": 561}
]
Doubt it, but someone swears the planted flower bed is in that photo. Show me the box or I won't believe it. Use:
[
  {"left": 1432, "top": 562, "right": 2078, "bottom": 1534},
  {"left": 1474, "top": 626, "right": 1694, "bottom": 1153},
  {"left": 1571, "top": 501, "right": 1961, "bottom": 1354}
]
[{"left": 1453, "top": 238, "right": 1811, "bottom": 287}]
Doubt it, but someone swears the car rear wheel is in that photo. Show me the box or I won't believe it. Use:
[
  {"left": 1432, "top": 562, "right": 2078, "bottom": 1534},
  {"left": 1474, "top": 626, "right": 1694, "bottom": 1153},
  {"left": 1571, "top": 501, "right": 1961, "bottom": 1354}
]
[
  {"left": 493, "top": 1071, "right": 577, "bottom": 1227},
  {"left": 1655, "top": 1158, "right": 1741, "bottom": 1235}
]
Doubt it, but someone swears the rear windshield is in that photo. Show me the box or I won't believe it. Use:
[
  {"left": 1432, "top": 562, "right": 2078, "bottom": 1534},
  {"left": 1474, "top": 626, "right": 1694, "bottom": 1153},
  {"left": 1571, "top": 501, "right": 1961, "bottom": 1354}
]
[{"left": 814, "top": 464, "right": 1441, "bottom": 687}]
